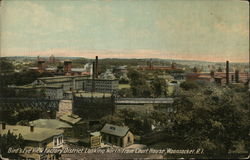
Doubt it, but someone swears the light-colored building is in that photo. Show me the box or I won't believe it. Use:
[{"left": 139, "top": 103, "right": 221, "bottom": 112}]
[
  {"left": 84, "top": 79, "right": 119, "bottom": 93},
  {"left": 0, "top": 123, "right": 64, "bottom": 160},
  {"left": 9, "top": 75, "right": 88, "bottom": 99},
  {"left": 101, "top": 124, "right": 134, "bottom": 147},
  {"left": 59, "top": 114, "right": 88, "bottom": 138},
  {"left": 29, "top": 119, "right": 72, "bottom": 138}
]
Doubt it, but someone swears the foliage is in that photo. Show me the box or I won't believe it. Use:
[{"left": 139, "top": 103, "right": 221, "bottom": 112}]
[
  {"left": 0, "top": 70, "right": 53, "bottom": 97},
  {"left": 127, "top": 69, "right": 152, "bottom": 97},
  {"left": 180, "top": 81, "right": 199, "bottom": 90},
  {"left": 0, "top": 131, "right": 25, "bottom": 158},
  {"left": 0, "top": 58, "right": 15, "bottom": 73},
  {"left": 171, "top": 84, "right": 249, "bottom": 156},
  {"left": 1, "top": 107, "right": 50, "bottom": 125},
  {"left": 100, "top": 109, "right": 154, "bottom": 135},
  {"left": 150, "top": 76, "right": 167, "bottom": 97}
]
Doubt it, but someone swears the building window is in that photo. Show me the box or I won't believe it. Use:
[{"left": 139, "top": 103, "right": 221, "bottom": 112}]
[{"left": 54, "top": 138, "right": 57, "bottom": 146}]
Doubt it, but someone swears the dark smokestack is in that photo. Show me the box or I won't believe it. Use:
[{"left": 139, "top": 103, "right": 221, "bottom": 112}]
[
  {"left": 235, "top": 70, "right": 239, "bottom": 83},
  {"left": 226, "top": 61, "right": 229, "bottom": 84},
  {"left": 149, "top": 59, "right": 152, "bottom": 69},
  {"left": 210, "top": 70, "right": 215, "bottom": 78},
  {"left": 92, "top": 62, "right": 96, "bottom": 79},
  {"left": 64, "top": 60, "right": 72, "bottom": 73},
  {"left": 92, "top": 62, "right": 96, "bottom": 92},
  {"left": 95, "top": 56, "right": 98, "bottom": 78},
  {"left": 38, "top": 60, "right": 45, "bottom": 71}
]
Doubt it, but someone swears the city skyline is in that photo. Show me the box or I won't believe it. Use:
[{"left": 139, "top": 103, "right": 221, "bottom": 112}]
[{"left": 0, "top": 0, "right": 249, "bottom": 62}]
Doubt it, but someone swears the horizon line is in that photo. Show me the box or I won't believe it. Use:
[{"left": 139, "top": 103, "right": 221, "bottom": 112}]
[{"left": 1, "top": 55, "right": 249, "bottom": 64}]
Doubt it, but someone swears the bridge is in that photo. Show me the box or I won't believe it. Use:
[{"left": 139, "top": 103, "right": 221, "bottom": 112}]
[
  {"left": 0, "top": 98, "right": 60, "bottom": 110},
  {"left": 115, "top": 98, "right": 174, "bottom": 104}
]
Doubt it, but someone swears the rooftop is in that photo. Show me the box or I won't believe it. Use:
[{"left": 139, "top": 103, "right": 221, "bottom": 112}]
[
  {"left": 30, "top": 119, "right": 72, "bottom": 129},
  {"left": 11, "top": 83, "right": 62, "bottom": 89},
  {"left": 74, "top": 92, "right": 112, "bottom": 98},
  {"left": 101, "top": 123, "right": 129, "bottom": 137},
  {"left": 59, "top": 114, "right": 82, "bottom": 125},
  {"left": 0, "top": 124, "right": 63, "bottom": 142}
]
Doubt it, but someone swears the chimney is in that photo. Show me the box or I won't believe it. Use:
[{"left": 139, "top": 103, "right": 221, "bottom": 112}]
[
  {"left": 171, "top": 62, "right": 175, "bottom": 69},
  {"left": 210, "top": 70, "right": 215, "bottom": 78},
  {"left": 30, "top": 124, "right": 34, "bottom": 132},
  {"left": 1, "top": 122, "right": 6, "bottom": 130},
  {"left": 38, "top": 60, "right": 45, "bottom": 71},
  {"left": 149, "top": 59, "right": 153, "bottom": 69},
  {"left": 226, "top": 61, "right": 229, "bottom": 84},
  {"left": 92, "top": 62, "right": 96, "bottom": 92},
  {"left": 95, "top": 56, "right": 98, "bottom": 78},
  {"left": 92, "top": 61, "right": 96, "bottom": 80},
  {"left": 64, "top": 60, "right": 72, "bottom": 73},
  {"left": 235, "top": 70, "right": 239, "bottom": 83}
]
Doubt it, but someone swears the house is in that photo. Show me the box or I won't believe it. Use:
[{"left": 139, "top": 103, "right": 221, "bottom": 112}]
[
  {"left": 100, "top": 124, "right": 134, "bottom": 147},
  {"left": 59, "top": 114, "right": 88, "bottom": 138},
  {"left": 0, "top": 122, "right": 63, "bottom": 160},
  {"left": 29, "top": 119, "right": 73, "bottom": 138}
]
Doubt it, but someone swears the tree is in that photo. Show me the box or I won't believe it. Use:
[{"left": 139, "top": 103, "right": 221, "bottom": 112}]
[
  {"left": 0, "top": 131, "right": 25, "bottom": 158},
  {"left": 150, "top": 77, "right": 167, "bottom": 97},
  {"left": 0, "top": 58, "right": 14, "bottom": 73},
  {"left": 180, "top": 81, "right": 199, "bottom": 90},
  {"left": 171, "top": 84, "right": 249, "bottom": 157},
  {"left": 127, "top": 69, "right": 152, "bottom": 97}
]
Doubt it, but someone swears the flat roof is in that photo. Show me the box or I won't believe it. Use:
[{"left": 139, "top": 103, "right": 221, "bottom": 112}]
[
  {"left": 0, "top": 125, "right": 63, "bottom": 142},
  {"left": 30, "top": 119, "right": 72, "bottom": 129},
  {"left": 74, "top": 92, "right": 112, "bottom": 98},
  {"left": 59, "top": 114, "right": 82, "bottom": 125}
]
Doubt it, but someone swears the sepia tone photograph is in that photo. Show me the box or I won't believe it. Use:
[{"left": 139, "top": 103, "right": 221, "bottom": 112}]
[{"left": 0, "top": 0, "right": 249, "bottom": 159}]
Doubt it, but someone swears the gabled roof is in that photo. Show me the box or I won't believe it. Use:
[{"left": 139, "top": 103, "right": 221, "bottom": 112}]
[
  {"left": 0, "top": 125, "right": 63, "bottom": 142},
  {"left": 100, "top": 124, "right": 129, "bottom": 137},
  {"left": 59, "top": 114, "right": 82, "bottom": 125},
  {"left": 30, "top": 119, "right": 72, "bottom": 129}
]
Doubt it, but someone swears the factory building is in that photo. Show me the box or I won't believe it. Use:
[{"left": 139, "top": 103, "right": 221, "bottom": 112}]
[
  {"left": 73, "top": 92, "right": 115, "bottom": 120},
  {"left": 84, "top": 79, "right": 119, "bottom": 93},
  {"left": 186, "top": 61, "right": 249, "bottom": 85},
  {"left": 10, "top": 75, "right": 88, "bottom": 99}
]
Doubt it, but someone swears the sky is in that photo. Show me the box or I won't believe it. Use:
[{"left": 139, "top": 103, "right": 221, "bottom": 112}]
[{"left": 0, "top": 0, "right": 249, "bottom": 62}]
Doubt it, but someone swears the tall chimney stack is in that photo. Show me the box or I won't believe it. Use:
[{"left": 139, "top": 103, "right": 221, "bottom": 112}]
[
  {"left": 92, "top": 61, "right": 96, "bottom": 92},
  {"left": 235, "top": 69, "right": 239, "bottom": 83},
  {"left": 149, "top": 59, "right": 152, "bottom": 69},
  {"left": 95, "top": 56, "right": 98, "bottom": 78},
  {"left": 38, "top": 59, "right": 45, "bottom": 71},
  {"left": 226, "top": 61, "right": 229, "bottom": 84},
  {"left": 64, "top": 60, "right": 72, "bottom": 73}
]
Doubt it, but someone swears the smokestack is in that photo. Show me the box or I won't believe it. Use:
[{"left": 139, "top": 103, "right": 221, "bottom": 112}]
[
  {"left": 92, "top": 62, "right": 96, "bottom": 92},
  {"left": 38, "top": 60, "right": 45, "bottom": 71},
  {"left": 95, "top": 56, "right": 98, "bottom": 78},
  {"left": 226, "top": 61, "right": 229, "bottom": 84},
  {"left": 149, "top": 59, "right": 152, "bottom": 69},
  {"left": 171, "top": 62, "right": 175, "bottom": 69},
  {"left": 210, "top": 70, "right": 215, "bottom": 78},
  {"left": 235, "top": 70, "right": 239, "bottom": 83},
  {"left": 64, "top": 60, "right": 72, "bottom": 73}
]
